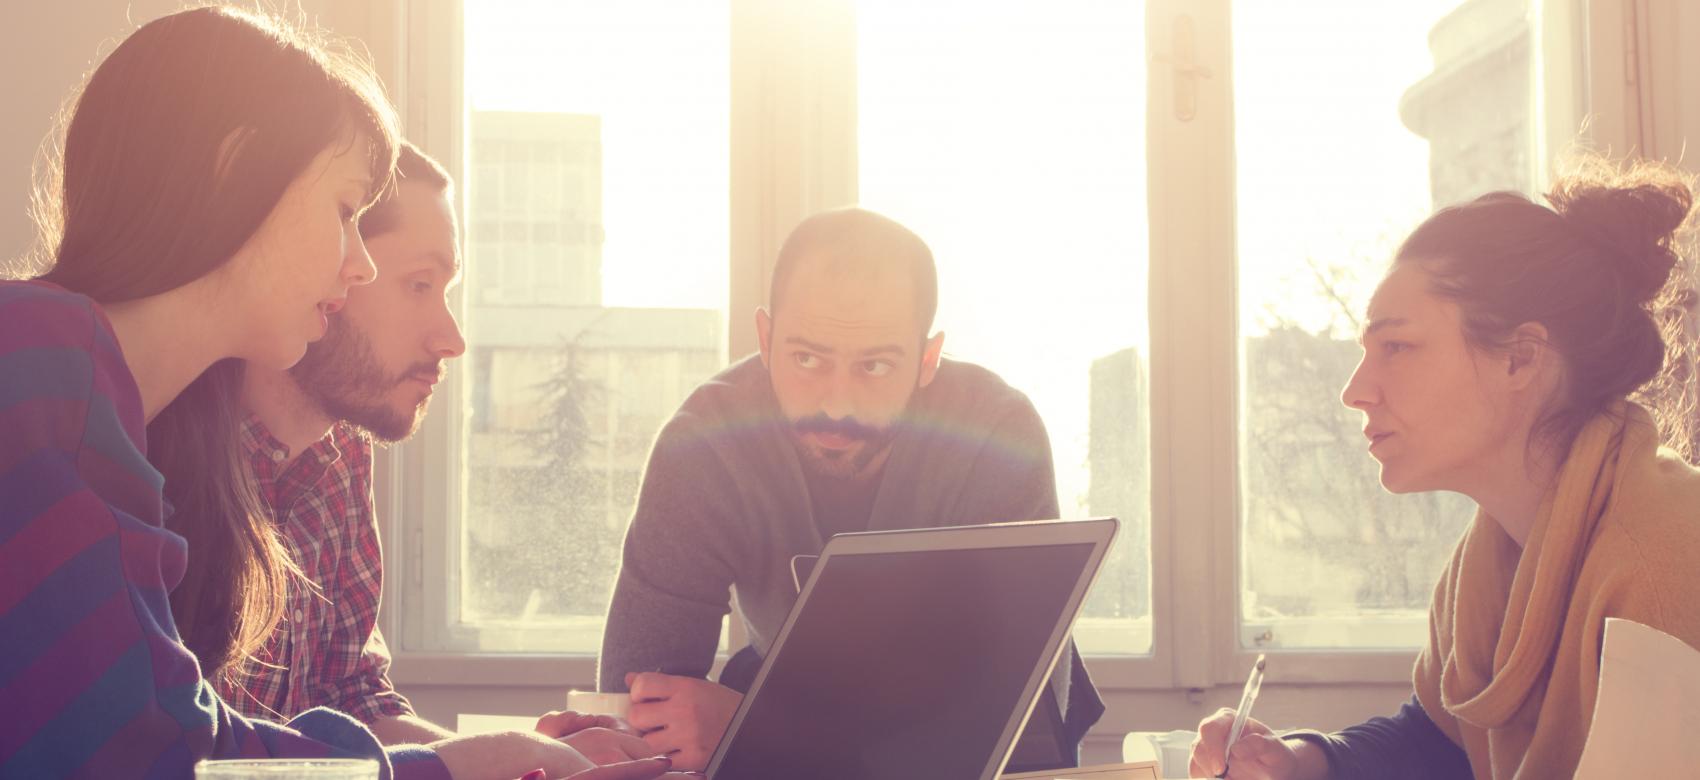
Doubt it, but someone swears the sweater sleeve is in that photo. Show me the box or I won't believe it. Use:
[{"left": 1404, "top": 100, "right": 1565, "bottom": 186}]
[
  {"left": 1285, "top": 695, "right": 1473, "bottom": 780},
  {"left": 597, "top": 416, "right": 744, "bottom": 691},
  {"left": 0, "top": 287, "right": 445, "bottom": 779}
]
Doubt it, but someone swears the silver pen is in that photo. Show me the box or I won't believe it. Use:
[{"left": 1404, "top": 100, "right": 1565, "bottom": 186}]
[{"left": 1218, "top": 654, "right": 1267, "bottom": 778}]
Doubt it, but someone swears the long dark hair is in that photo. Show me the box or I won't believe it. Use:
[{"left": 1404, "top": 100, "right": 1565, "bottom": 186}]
[
  {"left": 33, "top": 6, "right": 399, "bottom": 682},
  {"left": 1396, "top": 158, "right": 1698, "bottom": 461}
]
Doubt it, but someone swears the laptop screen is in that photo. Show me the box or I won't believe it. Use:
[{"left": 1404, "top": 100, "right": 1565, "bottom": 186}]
[
  {"left": 709, "top": 541, "right": 1097, "bottom": 780},
  {"left": 789, "top": 552, "right": 1073, "bottom": 773}
]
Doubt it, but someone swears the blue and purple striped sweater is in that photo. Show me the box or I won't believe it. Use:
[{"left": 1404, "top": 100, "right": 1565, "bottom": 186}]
[{"left": 0, "top": 280, "right": 448, "bottom": 779}]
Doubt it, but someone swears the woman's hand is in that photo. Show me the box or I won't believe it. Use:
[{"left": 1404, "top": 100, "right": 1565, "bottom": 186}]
[
  {"left": 432, "top": 729, "right": 648, "bottom": 780},
  {"left": 558, "top": 757, "right": 686, "bottom": 780},
  {"left": 1189, "top": 708, "right": 1323, "bottom": 780},
  {"left": 558, "top": 727, "right": 662, "bottom": 765},
  {"left": 537, "top": 710, "right": 640, "bottom": 739}
]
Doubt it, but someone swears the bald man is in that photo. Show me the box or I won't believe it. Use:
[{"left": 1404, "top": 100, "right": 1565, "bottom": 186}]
[{"left": 596, "top": 208, "right": 1103, "bottom": 770}]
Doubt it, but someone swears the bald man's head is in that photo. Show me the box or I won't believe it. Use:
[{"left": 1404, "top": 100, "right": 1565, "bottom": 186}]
[
  {"left": 768, "top": 208, "right": 938, "bottom": 337},
  {"left": 756, "top": 208, "right": 947, "bottom": 482}
]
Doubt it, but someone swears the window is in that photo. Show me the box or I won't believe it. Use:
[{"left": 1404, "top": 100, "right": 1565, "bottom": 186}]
[
  {"left": 447, "top": 0, "right": 731, "bottom": 652},
  {"left": 857, "top": 0, "right": 1152, "bottom": 655},
  {"left": 396, "top": 0, "right": 1590, "bottom": 689},
  {"left": 1233, "top": 0, "right": 1539, "bottom": 650}
]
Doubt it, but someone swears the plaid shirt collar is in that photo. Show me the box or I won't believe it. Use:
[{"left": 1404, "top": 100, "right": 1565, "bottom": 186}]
[{"left": 241, "top": 415, "right": 352, "bottom": 512}]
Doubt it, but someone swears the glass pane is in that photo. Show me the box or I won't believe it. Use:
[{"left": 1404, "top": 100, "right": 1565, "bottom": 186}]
[
  {"left": 1234, "top": 0, "right": 1540, "bottom": 648},
  {"left": 462, "top": 0, "right": 730, "bottom": 652},
  {"left": 858, "top": 0, "right": 1151, "bottom": 655}
]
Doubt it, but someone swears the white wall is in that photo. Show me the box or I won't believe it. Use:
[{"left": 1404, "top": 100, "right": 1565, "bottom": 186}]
[
  {"left": 0, "top": 1, "right": 396, "bottom": 268},
  {"left": 0, "top": 1, "right": 181, "bottom": 266},
  {"left": 1641, "top": 0, "right": 1700, "bottom": 167}
]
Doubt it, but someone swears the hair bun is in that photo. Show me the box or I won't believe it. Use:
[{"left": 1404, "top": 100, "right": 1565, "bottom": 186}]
[{"left": 1548, "top": 167, "right": 1694, "bottom": 305}]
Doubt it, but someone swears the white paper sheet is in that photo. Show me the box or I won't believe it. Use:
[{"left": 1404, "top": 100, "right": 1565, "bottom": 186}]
[
  {"left": 455, "top": 713, "right": 540, "bottom": 735},
  {"left": 1574, "top": 617, "right": 1700, "bottom": 778}
]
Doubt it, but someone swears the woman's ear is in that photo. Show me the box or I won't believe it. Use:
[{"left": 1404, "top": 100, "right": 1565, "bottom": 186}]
[{"left": 1505, "top": 321, "right": 1551, "bottom": 389}]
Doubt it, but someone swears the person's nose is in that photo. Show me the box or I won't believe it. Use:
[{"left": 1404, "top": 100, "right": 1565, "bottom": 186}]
[
  {"left": 1340, "top": 355, "right": 1378, "bottom": 411},
  {"left": 340, "top": 230, "right": 377, "bottom": 288},
  {"left": 428, "top": 303, "right": 466, "bottom": 359},
  {"left": 820, "top": 378, "right": 855, "bottom": 421}
]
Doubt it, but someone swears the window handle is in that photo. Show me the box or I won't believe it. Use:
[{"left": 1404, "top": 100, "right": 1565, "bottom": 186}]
[{"left": 1150, "top": 14, "right": 1212, "bottom": 121}]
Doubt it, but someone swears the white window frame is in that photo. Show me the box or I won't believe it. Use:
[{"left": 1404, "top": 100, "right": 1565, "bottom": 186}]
[{"left": 370, "top": 0, "right": 1633, "bottom": 701}]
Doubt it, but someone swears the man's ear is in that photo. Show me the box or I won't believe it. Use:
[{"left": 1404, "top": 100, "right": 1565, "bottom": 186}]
[
  {"left": 756, "top": 307, "right": 774, "bottom": 369},
  {"left": 918, "top": 331, "right": 945, "bottom": 388},
  {"left": 1505, "top": 321, "right": 1549, "bottom": 390}
]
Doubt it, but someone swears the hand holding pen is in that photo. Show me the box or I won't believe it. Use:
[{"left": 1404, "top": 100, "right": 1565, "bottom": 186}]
[
  {"left": 1187, "top": 654, "right": 1319, "bottom": 780},
  {"left": 1217, "top": 655, "right": 1267, "bottom": 777}
]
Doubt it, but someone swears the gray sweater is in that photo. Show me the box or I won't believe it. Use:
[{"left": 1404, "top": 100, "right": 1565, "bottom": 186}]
[{"left": 597, "top": 354, "right": 1103, "bottom": 743}]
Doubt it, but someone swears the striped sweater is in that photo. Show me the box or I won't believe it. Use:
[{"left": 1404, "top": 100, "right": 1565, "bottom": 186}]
[{"left": 0, "top": 280, "right": 448, "bottom": 779}]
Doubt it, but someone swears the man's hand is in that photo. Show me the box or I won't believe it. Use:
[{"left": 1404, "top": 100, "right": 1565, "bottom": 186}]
[
  {"left": 537, "top": 710, "right": 640, "bottom": 739},
  {"left": 624, "top": 672, "right": 744, "bottom": 771}
]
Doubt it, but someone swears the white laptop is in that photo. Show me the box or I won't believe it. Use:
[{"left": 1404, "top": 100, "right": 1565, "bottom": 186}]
[{"left": 704, "top": 517, "right": 1118, "bottom": 780}]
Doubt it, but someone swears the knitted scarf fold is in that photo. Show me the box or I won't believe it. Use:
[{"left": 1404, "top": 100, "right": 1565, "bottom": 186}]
[{"left": 1414, "top": 402, "right": 1700, "bottom": 778}]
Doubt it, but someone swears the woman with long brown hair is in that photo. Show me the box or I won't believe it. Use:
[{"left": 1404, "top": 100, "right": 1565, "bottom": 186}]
[{"left": 0, "top": 7, "right": 677, "bottom": 780}]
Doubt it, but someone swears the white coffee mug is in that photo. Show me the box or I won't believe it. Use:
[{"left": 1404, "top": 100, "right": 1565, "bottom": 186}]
[
  {"left": 566, "top": 689, "right": 632, "bottom": 720},
  {"left": 1146, "top": 730, "right": 1197, "bottom": 778}
]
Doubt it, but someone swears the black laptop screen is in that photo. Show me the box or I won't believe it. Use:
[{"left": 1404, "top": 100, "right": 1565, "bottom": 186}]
[{"left": 710, "top": 542, "right": 1096, "bottom": 780}]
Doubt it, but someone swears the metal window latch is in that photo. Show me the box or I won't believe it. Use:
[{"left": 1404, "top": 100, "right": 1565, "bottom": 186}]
[{"left": 1150, "top": 14, "right": 1212, "bottom": 121}]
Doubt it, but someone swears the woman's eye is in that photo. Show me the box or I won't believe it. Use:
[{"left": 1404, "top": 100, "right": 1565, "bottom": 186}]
[{"left": 1383, "top": 341, "right": 1410, "bottom": 355}]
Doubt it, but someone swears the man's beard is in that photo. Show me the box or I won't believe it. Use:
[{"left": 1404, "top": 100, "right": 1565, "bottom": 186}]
[
  {"left": 289, "top": 317, "right": 437, "bottom": 443},
  {"left": 791, "top": 413, "right": 898, "bottom": 480}
]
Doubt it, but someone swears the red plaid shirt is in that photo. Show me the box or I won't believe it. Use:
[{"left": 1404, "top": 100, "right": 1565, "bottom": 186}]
[{"left": 217, "top": 416, "right": 415, "bottom": 726}]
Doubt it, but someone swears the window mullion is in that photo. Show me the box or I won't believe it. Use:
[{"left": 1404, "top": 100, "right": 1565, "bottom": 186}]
[
  {"left": 1144, "top": 0, "right": 1237, "bottom": 690},
  {"left": 729, "top": 0, "right": 858, "bottom": 360},
  {"left": 392, "top": 0, "right": 470, "bottom": 656}
]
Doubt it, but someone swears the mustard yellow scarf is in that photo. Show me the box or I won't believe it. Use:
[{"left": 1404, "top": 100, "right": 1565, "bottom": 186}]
[{"left": 1414, "top": 402, "right": 1700, "bottom": 779}]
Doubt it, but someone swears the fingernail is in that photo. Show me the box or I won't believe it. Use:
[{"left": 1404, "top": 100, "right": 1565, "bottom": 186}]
[{"left": 520, "top": 770, "right": 546, "bottom": 780}]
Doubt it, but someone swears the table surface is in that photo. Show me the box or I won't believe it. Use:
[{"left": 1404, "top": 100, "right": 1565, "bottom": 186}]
[{"left": 458, "top": 715, "right": 1195, "bottom": 779}]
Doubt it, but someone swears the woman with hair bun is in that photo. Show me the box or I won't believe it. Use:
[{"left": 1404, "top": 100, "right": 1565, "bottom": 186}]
[{"left": 1191, "top": 160, "right": 1700, "bottom": 780}]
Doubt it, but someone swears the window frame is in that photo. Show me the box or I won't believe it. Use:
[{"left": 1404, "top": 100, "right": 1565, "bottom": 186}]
[{"left": 376, "top": 0, "right": 1617, "bottom": 695}]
